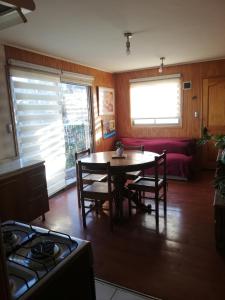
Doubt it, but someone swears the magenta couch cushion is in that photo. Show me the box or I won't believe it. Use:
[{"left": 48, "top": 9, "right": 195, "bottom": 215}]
[
  {"left": 166, "top": 153, "right": 193, "bottom": 178},
  {"left": 119, "top": 137, "right": 196, "bottom": 179},
  {"left": 120, "top": 137, "right": 194, "bottom": 155}
]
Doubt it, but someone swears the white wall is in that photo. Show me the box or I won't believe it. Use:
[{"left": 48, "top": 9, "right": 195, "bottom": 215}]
[{"left": 0, "top": 44, "right": 16, "bottom": 161}]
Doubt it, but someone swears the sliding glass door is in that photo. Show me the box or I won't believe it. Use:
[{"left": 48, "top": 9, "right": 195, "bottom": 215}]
[
  {"left": 10, "top": 67, "right": 93, "bottom": 196},
  {"left": 61, "top": 82, "right": 92, "bottom": 181}
]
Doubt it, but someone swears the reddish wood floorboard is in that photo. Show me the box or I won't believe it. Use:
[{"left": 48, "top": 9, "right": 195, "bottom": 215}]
[{"left": 33, "top": 171, "right": 225, "bottom": 300}]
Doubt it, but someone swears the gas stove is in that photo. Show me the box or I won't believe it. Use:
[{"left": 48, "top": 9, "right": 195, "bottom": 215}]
[{"left": 0, "top": 221, "right": 96, "bottom": 300}]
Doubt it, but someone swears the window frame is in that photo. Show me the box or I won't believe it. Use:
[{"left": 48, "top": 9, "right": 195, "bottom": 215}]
[{"left": 129, "top": 74, "right": 183, "bottom": 128}]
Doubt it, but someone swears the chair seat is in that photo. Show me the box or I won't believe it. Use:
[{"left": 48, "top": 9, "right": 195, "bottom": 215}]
[
  {"left": 128, "top": 176, "right": 164, "bottom": 192},
  {"left": 78, "top": 160, "right": 114, "bottom": 231},
  {"left": 83, "top": 173, "right": 107, "bottom": 182},
  {"left": 125, "top": 170, "right": 142, "bottom": 180},
  {"left": 83, "top": 182, "right": 114, "bottom": 196}
]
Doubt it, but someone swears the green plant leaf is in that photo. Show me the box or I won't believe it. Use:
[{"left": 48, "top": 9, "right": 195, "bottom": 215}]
[{"left": 197, "top": 127, "right": 225, "bottom": 149}]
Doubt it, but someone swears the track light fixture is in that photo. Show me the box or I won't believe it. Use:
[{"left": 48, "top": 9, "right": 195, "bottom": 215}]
[
  {"left": 124, "top": 32, "right": 132, "bottom": 55},
  {"left": 158, "top": 57, "right": 165, "bottom": 73}
]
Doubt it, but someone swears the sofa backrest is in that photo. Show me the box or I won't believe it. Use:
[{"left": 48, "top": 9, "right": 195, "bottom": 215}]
[{"left": 119, "top": 137, "right": 196, "bottom": 156}]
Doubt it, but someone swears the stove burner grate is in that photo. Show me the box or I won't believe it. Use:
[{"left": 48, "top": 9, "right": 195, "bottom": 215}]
[
  {"left": 3, "top": 230, "right": 18, "bottom": 245},
  {"left": 2, "top": 221, "right": 88, "bottom": 300},
  {"left": 31, "top": 240, "right": 59, "bottom": 260},
  {"left": 1, "top": 221, "right": 36, "bottom": 254}
]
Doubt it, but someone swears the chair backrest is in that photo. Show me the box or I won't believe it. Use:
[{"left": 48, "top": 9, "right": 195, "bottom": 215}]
[
  {"left": 77, "top": 161, "right": 112, "bottom": 193},
  {"left": 75, "top": 148, "right": 91, "bottom": 161},
  {"left": 123, "top": 144, "right": 144, "bottom": 151},
  {"left": 154, "top": 150, "right": 167, "bottom": 187},
  {"left": 75, "top": 149, "right": 91, "bottom": 185}
]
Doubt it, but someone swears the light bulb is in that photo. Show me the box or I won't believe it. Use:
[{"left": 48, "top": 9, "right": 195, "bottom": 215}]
[
  {"left": 158, "top": 57, "right": 165, "bottom": 73},
  {"left": 126, "top": 40, "right": 131, "bottom": 55},
  {"left": 158, "top": 64, "right": 163, "bottom": 73}
]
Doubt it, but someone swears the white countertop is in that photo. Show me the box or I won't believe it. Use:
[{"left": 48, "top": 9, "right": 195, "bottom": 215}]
[{"left": 0, "top": 158, "right": 45, "bottom": 179}]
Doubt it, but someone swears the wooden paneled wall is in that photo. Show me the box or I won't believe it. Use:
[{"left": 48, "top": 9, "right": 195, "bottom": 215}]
[
  {"left": 4, "top": 46, "right": 116, "bottom": 152},
  {"left": 5, "top": 45, "right": 225, "bottom": 144},
  {"left": 0, "top": 45, "right": 16, "bottom": 160},
  {"left": 114, "top": 59, "right": 225, "bottom": 139}
]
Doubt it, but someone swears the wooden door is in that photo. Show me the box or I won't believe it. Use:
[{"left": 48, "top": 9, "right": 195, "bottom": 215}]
[{"left": 202, "top": 77, "right": 225, "bottom": 169}]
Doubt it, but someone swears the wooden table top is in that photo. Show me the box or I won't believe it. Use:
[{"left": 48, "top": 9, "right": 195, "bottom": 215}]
[{"left": 79, "top": 150, "right": 159, "bottom": 174}]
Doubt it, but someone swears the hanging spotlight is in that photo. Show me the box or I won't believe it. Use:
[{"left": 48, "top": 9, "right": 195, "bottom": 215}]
[
  {"left": 124, "top": 32, "right": 132, "bottom": 55},
  {"left": 158, "top": 57, "right": 165, "bottom": 73}
]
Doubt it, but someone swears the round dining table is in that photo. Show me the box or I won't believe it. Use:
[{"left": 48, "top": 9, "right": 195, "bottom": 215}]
[{"left": 79, "top": 150, "right": 159, "bottom": 219}]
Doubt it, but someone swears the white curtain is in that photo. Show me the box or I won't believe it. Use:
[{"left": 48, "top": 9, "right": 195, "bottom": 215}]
[{"left": 10, "top": 67, "right": 66, "bottom": 196}]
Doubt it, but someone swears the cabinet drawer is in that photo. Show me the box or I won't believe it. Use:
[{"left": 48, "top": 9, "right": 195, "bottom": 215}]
[
  {"left": 27, "top": 194, "right": 49, "bottom": 221},
  {"left": 26, "top": 168, "right": 47, "bottom": 189},
  {"left": 0, "top": 162, "right": 49, "bottom": 222}
]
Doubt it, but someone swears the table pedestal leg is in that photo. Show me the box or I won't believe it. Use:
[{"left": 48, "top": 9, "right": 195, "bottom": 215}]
[
  {"left": 113, "top": 174, "right": 126, "bottom": 220},
  {"left": 113, "top": 174, "right": 150, "bottom": 221}
]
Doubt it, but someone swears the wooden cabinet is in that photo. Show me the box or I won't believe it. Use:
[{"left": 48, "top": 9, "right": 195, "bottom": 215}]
[
  {"left": 0, "top": 161, "right": 49, "bottom": 222},
  {"left": 213, "top": 153, "right": 225, "bottom": 252},
  {"left": 214, "top": 190, "right": 225, "bottom": 251}
]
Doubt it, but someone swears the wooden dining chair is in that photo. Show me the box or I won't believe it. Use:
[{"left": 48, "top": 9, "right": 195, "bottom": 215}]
[
  {"left": 123, "top": 145, "right": 144, "bottom": 180},
  {"left": 75, "top": 149, "right": 107, "bottom": 207},
  {"left": 127, "top": 150, "right": 167, "bottom": 228},
  {"left": 77, "top": 161, "right": 115, "bottom": 231}
]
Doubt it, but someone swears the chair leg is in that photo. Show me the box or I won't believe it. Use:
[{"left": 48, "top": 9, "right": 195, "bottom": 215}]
[
  {"left": 155, "top": 192, "right": 159, "bottom": 228},
  {"left": 164, "top": 196, "right": 167, "bottom": 217},
  {"left": 163, "top": 183, "right": 167, "bottom": 217},
  {"left": 138, "top": 191, "right": 142, "bottom": 203},
  {"left": 126, "top": 188, "right": 132, "bottom": 216},
  {"left": 128, "top": 197, "right": 132, "bottom": 216},
  {"left": 76, "top": 166, "right": 81, "bottom": 208},
  {"left": 77, "top": 188, "right": 81, "bottom": 208},
  {"left": 109, "top": 198, "right": 113, "bottom": 231},
  {"left": 95, "top": 200, "right": 99, "bottom": 215},
  {"left": 81, "top": 196, "right": 87, "bottom": 228}
]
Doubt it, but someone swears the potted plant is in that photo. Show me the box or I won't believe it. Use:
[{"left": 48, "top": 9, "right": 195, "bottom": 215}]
[
  {"left": 199, "top": 127, "right": 225, "bottom": 198},
  {"left": 214, "top": 155, "right": 225, "bottom": 199},
  {"left": 198, "top": 127, "right": 225, "bottom": 164},
  {"left": 198, "top": 127, "right": 225, "bottom": 150}
]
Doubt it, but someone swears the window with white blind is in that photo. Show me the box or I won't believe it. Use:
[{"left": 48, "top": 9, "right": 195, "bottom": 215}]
[
  {"left": 130, "top": 75, "right": 181, "bottom": 126},
  {"left": 10, "top": 68, "right": 66, "bottom": 196},
  {"left": 9, "top": 63, "right": 94, "bottom": 196}
]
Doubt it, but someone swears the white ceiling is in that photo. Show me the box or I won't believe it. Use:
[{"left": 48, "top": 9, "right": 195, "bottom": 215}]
[{"left": 0, "top": 0, "right": 225, "bottom": 73}]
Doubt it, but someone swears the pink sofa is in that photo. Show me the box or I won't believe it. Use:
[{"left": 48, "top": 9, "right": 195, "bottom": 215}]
[{"left": 119, "top": 137, "right": 197, "bottom": 180}]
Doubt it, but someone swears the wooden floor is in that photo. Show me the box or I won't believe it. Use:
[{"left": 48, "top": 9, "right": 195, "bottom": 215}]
[{"left": 33, "top": 171, "right": 225, "bottom": 300}]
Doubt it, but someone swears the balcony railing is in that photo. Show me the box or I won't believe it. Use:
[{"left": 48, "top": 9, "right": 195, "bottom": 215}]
[{"left": 64, "top": 124, "right": 90, "bottom": 180}]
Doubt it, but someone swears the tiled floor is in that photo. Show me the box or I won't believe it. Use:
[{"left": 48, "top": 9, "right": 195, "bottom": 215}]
[{"left": 95, "top": 279, "right": 160, "bottom": 300}]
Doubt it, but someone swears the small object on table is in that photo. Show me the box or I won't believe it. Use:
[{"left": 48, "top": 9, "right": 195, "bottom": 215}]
[
  {"left": 112, "top": 154, "right": 127, "bottom": 159},
  {"left": 116, "top": 146, "right": 124, "bottom": 157}
]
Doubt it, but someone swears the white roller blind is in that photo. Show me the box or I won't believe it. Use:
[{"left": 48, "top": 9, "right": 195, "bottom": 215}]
[
  {"left": 130, "top": 75, "right": 181, "bottom": 125},
  {"left": 61, "top": 71, "right": 94, "bottom": 86},
  {"left": 10, "top": 67, "right": 66, "bottom": 196}
]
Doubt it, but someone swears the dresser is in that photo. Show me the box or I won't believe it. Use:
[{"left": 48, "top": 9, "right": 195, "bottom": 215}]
[
  {"left": 214, "top": 153, "right": 225, "bottom": 252},
  {"left": 214, "top": 190, "right": 225, "bottom": 251},
  {"left": 0, "top": 159, "right": 49, "bottom": 222}
]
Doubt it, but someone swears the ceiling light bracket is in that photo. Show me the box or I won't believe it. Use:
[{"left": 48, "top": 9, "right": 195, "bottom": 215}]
[
  {"left": 159, "top": 57, "right": 165, "bottom": 73},
  {"left": 124, "top": 32, "right": 132, "bottom": 55}
]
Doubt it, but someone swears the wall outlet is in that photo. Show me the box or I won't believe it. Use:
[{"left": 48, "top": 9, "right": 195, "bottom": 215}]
[{"left": 194, "top": 112, "right": 199, "bottom": 118}]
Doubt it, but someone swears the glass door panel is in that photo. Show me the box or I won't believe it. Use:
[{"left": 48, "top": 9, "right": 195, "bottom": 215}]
[{"left": 61, "top": 83, "right": 92, "bottom": 181}]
